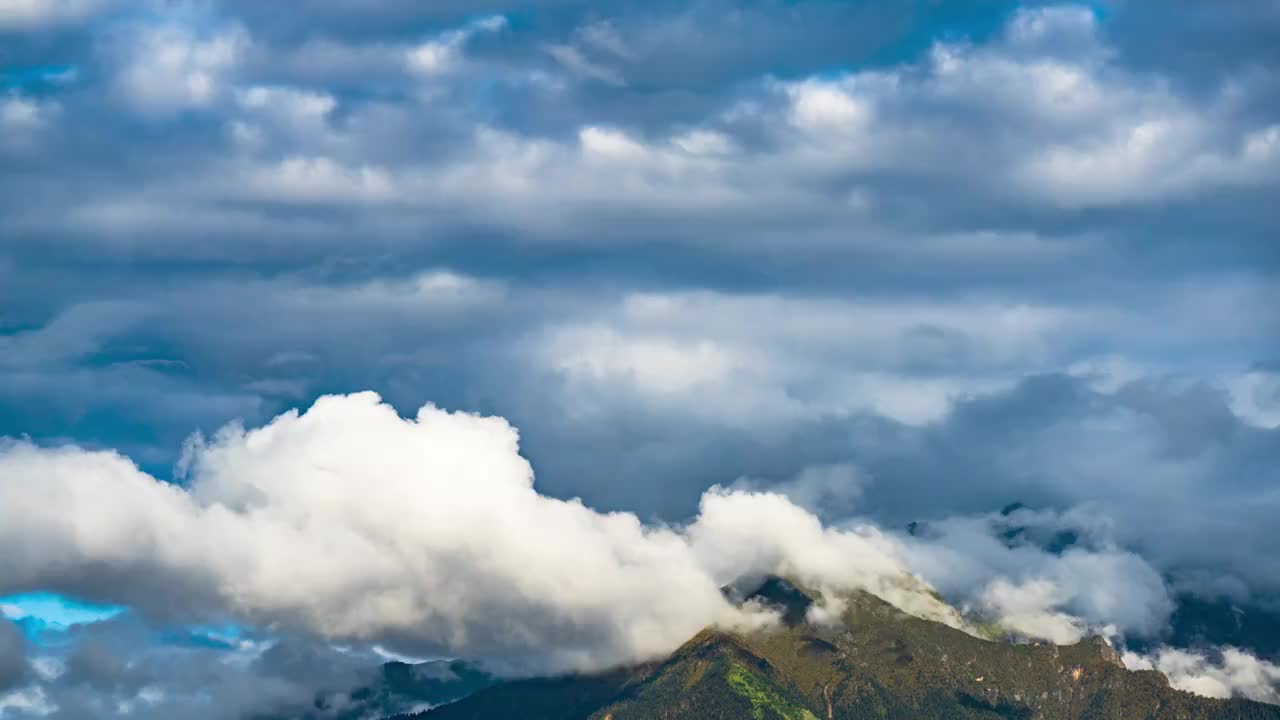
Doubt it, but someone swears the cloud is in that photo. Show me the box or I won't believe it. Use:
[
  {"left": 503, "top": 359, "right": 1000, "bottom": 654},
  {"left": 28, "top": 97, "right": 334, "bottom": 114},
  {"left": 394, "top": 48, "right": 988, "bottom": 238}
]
[
  {"left": 7, "top": 1, "right": 1275, "bottom": 259},
  {"left": 404, "top": 15, "right": 507, "bottom": 77},
  {"left": 0, "top": 0, "right": 1276, "bottom": 709},
  {"left": 687, "top": 487, "right": 966, "bottom": 629},
  {"left": 0, "top": 92, "right": 58, "bottom": 137},
  {"left": 111, "top": 22, "right": 249, "bottom": 116},
  {"left": 897, "top": 507, "right": 1176, "bottom": 643},
  {"left": 545, "top": 41, "right": 626, "bottom": 86},
  {"left": 2, "top": 613, "right": 402, "bottom": 720},
  {"left": 0, "top": 301, "right": 146, "bottom": 369},
  {"left": 0, "top": 619, "right": 26, "bottom": 691},
  {"left": 1, "top": 393, "right": 718, "bottom": 674},
  {"left": 536, "top": 290, "right": 1082, "bottom": 426},
  {"left": 545, "top": 325, "right": 743, "bottom": 400},
  {"left": 0, "top": 686, "right": 53, "bottom": 718},
  {"left": 1227, "top": 370, "right": 1280, "bottom": 429},
  {"left": 0, "top": 392, "right": 979, "bottom": 675},
  {"left": 1124, "top": 647, "right": 1280, "bottom": 703},
  {"left": 733, "top": 463, "right": 868, "bottom": 521},
  {"left": 979, "top": 577, "right": 1086, "bottom": 644},
  {"left": 0, "top": 0, "right": 107, "bottom": 30},
  {"left": 8, "top": 389, "right": 1245, "bottom": 689}
]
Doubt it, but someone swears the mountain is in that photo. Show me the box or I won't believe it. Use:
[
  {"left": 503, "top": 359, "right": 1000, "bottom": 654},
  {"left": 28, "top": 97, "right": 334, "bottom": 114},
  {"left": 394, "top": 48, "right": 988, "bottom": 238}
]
[
  {"left": 983, "top": 503, "right": 1280, "bottom": 662},
  {"left": 340, "top": 660, "right": 496, "bottom": 718},
  {"left": 1155, "top": 594, "right": 1280, "bottom": 662},
  {"left": 257, "top": 659, "right": 495, "bottom": 720},
  {"left": 396, "top": 579, "right": 1280, "bottom": 720}
]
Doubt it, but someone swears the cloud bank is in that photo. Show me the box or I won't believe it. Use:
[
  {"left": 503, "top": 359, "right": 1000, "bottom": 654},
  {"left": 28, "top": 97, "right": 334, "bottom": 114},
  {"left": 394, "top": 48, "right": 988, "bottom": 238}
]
[
  {"left": 1124, "top": 647, "right": 1280, "bottom": 704},
  {"left": 0, "top": 392, "right": 1188, "bottom": 682},
  {"left": 2, "top": 393, "right": 739, "bottom": 675}
]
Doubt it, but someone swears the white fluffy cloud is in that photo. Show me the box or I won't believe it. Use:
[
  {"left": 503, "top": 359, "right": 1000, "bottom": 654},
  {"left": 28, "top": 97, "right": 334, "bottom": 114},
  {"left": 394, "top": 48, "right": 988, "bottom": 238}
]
[
  {"left": 1124, "top": 647, "right": 1280, "bottom": 703},
  {"left": 538, "top": 290, "right": 1083, "bottom": 426},
  {"left": 113, "top": 23, "right": 248, "bottom": 115},
  {"left": 0, "top": 393, "right": 962, "bottom": 675},
  {"left": 687, "top": 488, "right": 966, "bottom": 629},
  {"left": 899, "top": 509, "right": 1175, "bottom": 643},
  {"left": 2, "top": 391, "right": 1213, "bottom": 681},
  {"left": 979, "top": 578, "right": 1086, "bottom": 644}
]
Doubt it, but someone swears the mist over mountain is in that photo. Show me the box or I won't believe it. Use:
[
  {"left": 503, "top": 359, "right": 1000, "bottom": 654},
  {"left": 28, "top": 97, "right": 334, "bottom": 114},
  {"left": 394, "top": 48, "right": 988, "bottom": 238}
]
[{"left": 398, "top": 578, "right": 1280, "bottom": 720}]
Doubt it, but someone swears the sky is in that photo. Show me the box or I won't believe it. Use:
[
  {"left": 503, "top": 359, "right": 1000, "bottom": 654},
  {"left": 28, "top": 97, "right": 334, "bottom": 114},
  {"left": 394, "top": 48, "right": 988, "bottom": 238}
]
[{"left": 0, "top": 0, "right": 1278, "bottom": 717}]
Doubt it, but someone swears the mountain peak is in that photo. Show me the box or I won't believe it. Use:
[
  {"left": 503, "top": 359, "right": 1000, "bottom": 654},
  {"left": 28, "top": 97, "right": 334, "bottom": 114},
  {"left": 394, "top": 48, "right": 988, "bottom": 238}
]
[
  {"left": 733, "top": 575, "right": 816, "bottom": 627},
  {"left": 407, "top": 584, "right": 1280, "bottom": 720},
  {"left": 1079, "top": 634, "right": 1125, "bottom": 668}
]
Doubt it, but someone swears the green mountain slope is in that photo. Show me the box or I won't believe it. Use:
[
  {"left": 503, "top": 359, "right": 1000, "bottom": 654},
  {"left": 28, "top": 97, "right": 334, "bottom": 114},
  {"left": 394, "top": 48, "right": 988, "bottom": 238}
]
[{"left": 399, "top": 580, "right": 1280, "bottom": 720}]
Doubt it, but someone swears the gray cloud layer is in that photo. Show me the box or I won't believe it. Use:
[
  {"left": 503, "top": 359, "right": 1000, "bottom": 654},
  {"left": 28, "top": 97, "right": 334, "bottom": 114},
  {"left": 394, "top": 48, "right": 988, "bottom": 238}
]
[
  {"left": 0, "top": 619, "right": 26, "bottom": 692},
  {"left": 0, "top": 614, "right": 399, "bottom": 720},
  {"left": 2, "top": 1, "right": 1274, "bottom": 463}
]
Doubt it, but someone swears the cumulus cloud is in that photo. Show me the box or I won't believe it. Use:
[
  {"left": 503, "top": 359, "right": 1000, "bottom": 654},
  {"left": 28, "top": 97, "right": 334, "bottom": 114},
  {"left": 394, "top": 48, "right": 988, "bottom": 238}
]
[
  {"left": 112, "top": 23, "right": 249, "bottom": 115},
  {"left": 898, "top": 507, "right": 1175, "bottom": 643},
  {"left": 6, "top": 389, "right": 1234, "bottom": 691},
  {"left": 1124, "top": 647, "right": 1280, "bottom": 703},
  {"left": 1, "top": 393, "right": 717, "bottom": 674},
  {"left": 688, "top": 488, "right": 967, "bottom": 629},
  {"left": 0, "top": 393, "right": 973, "bottom": 675}
]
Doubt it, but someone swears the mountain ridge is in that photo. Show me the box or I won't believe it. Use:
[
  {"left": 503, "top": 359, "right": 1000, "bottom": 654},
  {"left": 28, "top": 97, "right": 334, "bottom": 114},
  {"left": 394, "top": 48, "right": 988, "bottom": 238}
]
[{"left": 393, "top": 578, "right": 1280, "bottom": 720}]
